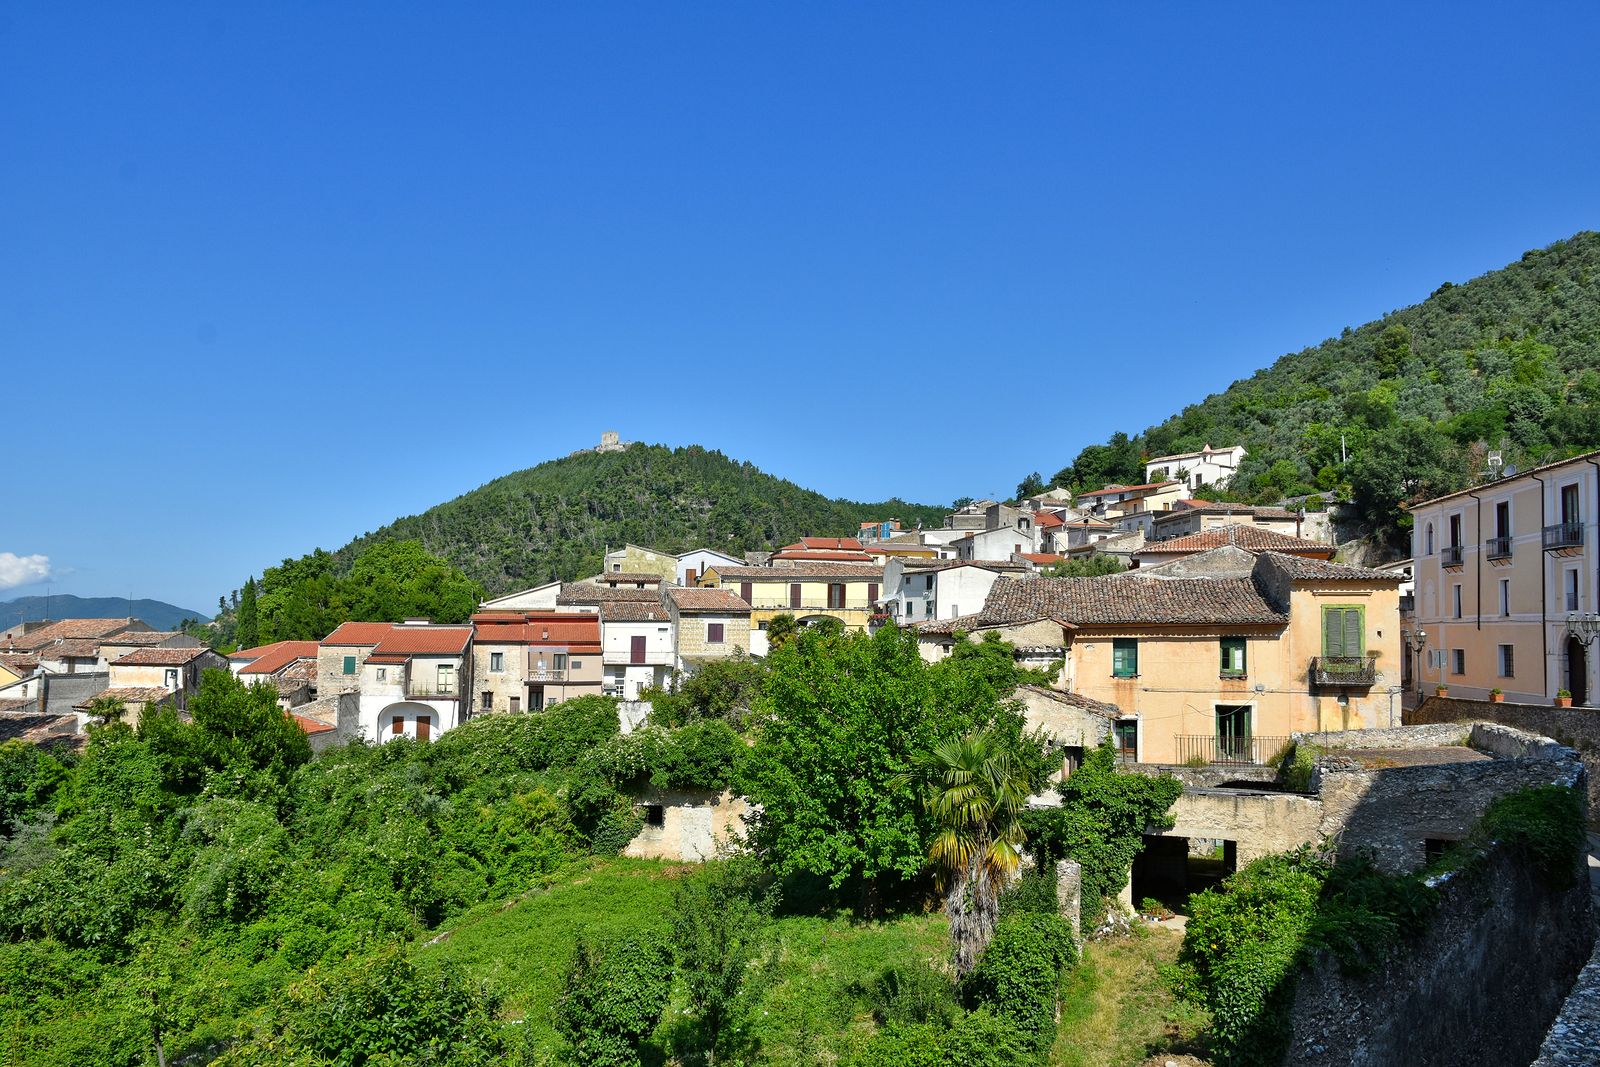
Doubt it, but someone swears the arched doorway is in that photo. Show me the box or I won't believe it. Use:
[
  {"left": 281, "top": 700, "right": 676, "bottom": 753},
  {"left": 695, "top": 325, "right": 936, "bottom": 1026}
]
[{"left": 1568, "top": 637, "right": 1589, "bottom": 707}]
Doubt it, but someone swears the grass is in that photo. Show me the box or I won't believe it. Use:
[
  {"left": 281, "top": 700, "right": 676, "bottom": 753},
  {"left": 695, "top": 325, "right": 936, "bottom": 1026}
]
[
  {"left": 420, "top": 855, "right": 950, "bottom": 1063},
  {"left": 1053, "top": 926, "right": 1210, "bottom": 1067}
]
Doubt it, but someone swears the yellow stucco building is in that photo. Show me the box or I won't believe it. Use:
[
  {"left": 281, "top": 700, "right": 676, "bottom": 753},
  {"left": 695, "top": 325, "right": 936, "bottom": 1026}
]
[{"left": 700, "top": 562, "right": 884, "bottom": 632}]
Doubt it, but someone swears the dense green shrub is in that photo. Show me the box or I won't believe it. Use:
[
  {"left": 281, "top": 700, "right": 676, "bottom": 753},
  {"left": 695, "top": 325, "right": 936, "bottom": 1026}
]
[
  {"left": 961, "top": 911, "right": 1077, "bottom": 1055},
  {"left": 863, "top": 962, "right": 959, "bottom": 1030},
  {"left": 645, "top": 654, "right": 766, "bottom": 728},
  {"left": 1477, "top": 785, "right": 1587, "bottom": 888},
  {"left": 552, "top": 931, "right": 673, "bottom": 1067},
  {"left": 670, "top": 858, "right": 776, "bottom": 1065},
  {"left": 997, "top": 866, "right": 1059, "bottom": 919},
  {"left": 845, "top": 1007, "right": 1033, "bottom": 1067}
]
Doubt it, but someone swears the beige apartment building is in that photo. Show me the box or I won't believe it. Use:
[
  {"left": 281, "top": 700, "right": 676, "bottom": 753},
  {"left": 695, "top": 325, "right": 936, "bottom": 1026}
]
[{"left": 1409, "top": 448, "right": 1600, "bottom": 704}]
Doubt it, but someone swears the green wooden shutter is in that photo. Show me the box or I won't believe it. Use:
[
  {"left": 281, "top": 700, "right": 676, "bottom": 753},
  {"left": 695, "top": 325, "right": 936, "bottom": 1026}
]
[
  {"left": 1322, "top": 609, "right": 1342, "bottom": 658},
  {"left": 343, "top": 655, "right": 356, "bottom": 675},
  {"left": 1342, "top": 608, "right": 1362, "bottom": 658}
]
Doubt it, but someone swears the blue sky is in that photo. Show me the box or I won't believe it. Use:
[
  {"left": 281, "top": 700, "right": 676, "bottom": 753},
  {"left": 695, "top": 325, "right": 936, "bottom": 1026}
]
[{"left": 3, "top": 3, "right": 1599, "bottom": 613}]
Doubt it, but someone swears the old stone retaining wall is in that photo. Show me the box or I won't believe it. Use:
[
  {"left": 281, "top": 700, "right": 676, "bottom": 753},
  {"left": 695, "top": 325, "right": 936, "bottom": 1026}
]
[
  {"left": 1406, "top": 697, "right": 1600, "bottom": 828},
  {"left": 1285, "top": 845, "right": 1595, "bottom": 1067}
]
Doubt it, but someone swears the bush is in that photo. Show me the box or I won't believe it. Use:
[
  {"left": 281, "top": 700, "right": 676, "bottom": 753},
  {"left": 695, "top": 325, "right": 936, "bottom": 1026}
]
[
  {"left": 844, "top": 1007, "right": 1033, "bottom": 1067},
  {"left": 552, "top": 931, "right": 673, "bottom": 1067},
  {"left": 996, "top": 867, "right": 1058, "bottom": 919},
  {"left": 864, "top": 962, "right": 958, "bottom": 1029},
  {"left": 962, "top": 911, "right": 1077, "bottom": 1055},
  {"left": 1478, "top": 785, "right": 1587, "bottom": 888}
]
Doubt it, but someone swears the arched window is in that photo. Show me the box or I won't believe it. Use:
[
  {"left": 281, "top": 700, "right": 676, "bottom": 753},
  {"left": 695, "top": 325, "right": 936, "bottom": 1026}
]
[{"left": 1424, "top": 523, "right": 1435, "bottom": 556}]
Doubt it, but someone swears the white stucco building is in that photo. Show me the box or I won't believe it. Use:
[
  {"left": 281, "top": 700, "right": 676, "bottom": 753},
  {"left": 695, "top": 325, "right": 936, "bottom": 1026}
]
[
  {"left": 1144, "top": 444, "right": 1248, "bottom": 491},
  {"left": 600, "top": 600, "right": 675, "bottom": 698},
  {"left": 353, "top": 622, "right": 474, "bottom": 742}
]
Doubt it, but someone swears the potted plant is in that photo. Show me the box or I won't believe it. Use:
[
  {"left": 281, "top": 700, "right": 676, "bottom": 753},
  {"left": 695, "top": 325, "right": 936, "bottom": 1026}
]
[
  {"left": 1435, "top": 684, "right": 1449, "bottom": 698},
  {"left": 1489, "top": 687, "right": 1505, "bottom": 703},
  {"left": 1556, "top": 689, "right": 1573, "bottom": 708}
]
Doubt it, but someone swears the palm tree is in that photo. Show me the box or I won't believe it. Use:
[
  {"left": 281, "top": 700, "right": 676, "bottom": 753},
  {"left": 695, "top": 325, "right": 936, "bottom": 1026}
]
[{"left": 914, "top": 729, "right": 1033, "bottom": 975}]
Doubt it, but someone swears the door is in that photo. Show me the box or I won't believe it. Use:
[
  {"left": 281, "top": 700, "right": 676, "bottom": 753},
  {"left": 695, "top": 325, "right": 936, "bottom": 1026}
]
[
  {"left": 416, "top": 715, "right": 431, "bottom": 741},
  {"left": 530, "top": 685, "right": 544, "bottom": 710},
  {"left": 740, "top": 581, "right": 753, "bottom": 604},
  {"left": 790, "top": 583, "right": 802, "bottom": 609},
  {"left": 686, "top": 568, "right": 698, "bottom": 585},
  {"left": 1216, "top": 705, "right": 1252, "bottom": 763},
  {"left": 630, "top": 635, "right": 647, "bottom": 665},
  {"left": 1569, "top": 636, "right": 1589, "bottom": 706}
]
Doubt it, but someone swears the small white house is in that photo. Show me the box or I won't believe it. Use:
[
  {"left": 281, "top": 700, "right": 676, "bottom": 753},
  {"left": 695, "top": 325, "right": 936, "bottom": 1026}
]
[
  {"left": 880, "top": 559, "right": 1028, "bottom": 625},
  {"left": 600, "top": 600, "right": 675, "bottom": 699},
  {"left": 675, "top": 548, "right": 745, "bottom": 587},
  {"left": 479, "top": 580, "right": 563, "bottom": 612},
  {"left": 354, "top": 623, "right": 474, "bottom": 742},
  {"left": 1144, "top": 444, "right": 1247, "bottom": 490}
]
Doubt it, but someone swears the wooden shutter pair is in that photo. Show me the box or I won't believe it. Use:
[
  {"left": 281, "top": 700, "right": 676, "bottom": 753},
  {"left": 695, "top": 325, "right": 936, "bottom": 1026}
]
[{"left": 1322, "top": 608, "right": 1362, "bottom": 658}]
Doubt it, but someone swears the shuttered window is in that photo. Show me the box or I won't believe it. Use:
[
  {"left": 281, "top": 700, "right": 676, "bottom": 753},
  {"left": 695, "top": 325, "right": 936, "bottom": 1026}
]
[
  {"left": 1321, "top": 607, "right": 1364, "bottom": 659},
  {"left": 343, "top": 655, "right": 356, "bottom": 675},
  {"left": 707, "top": 623, "right": 725, "bottom": 644},
  {"left": 1220, "top": 637, "right": 1247, "bottom": 676},
  {"left": 1112, "top": 639, "right": 1138, "bottom": 678}
]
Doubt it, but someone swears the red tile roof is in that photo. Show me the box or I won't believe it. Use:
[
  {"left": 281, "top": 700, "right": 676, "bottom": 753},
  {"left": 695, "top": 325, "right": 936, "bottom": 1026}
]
[
  {"left": 368, "top": 626, "right": 473, "bottom": 657},
  {"left": 1034, "top": 512, "right": 1065, "bottom": 528},
  {"left": 1075, "top": 481, "right": 1180, "bottom": 499},
  {"left": 668, "top": 587, "right": 752, "bottom": 613},
  {"left": 1141, "top": 524, "right": 1333, "bottom": 558},
  {"left": 711, "top": 563, "right": 885, "bottom": 581},
  {"left": 10, "top": 618, "right": 141, "bottom": 651},
  {"left": 1020, "top": 553, "right": 1063, "bottom": 564},
  {"left": 321, "top": 621, "right": 396, "bottom": 646},
  {"left": 74, "top": 686, "right": 175, "bottom": 709},
  {"left": 232, "top": 640, "right": 320, "bottom": 674},
  {"left": 795, "top": 537, "right": 867, "bottom": 551},
  {"left": 293, "top": 713, "right": 336, "bottom": 734},
  {"left": 769, "top": 549, "right": 877, "bottom": 562},
  {"left": 472, "top": 613, "right": 601, "bottom": 649},
  {"left": 113, "top": 647, "right": 218, "bottom": 667}
]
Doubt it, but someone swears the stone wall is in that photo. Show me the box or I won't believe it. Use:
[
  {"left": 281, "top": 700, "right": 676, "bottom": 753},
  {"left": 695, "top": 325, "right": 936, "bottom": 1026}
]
[
  {"left": 623, "top": 788, "right": 749, "bottom": 862},
  {"left": 1407, "top": 696, "right": 1600, "bottom": 828},
  {"left": 1285, "top": 844, "right": 1595, "bottom": 1067}
]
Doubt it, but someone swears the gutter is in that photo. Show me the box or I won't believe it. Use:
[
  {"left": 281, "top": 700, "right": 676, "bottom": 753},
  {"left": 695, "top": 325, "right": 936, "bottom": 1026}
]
[
  {"left": 1466, "top": 486, "right": 1484, "bottom": 632},
  {"left": 1532, "top": 469, "right": 1549, "bottom": 695}
]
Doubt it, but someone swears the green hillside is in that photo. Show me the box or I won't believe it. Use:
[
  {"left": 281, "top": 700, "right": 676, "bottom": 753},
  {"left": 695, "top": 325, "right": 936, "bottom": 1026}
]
[
  {"left": 332, "top": 444, "right": 947, "bottom": 594},
  {"left": 1040, "top": 232, "right": 1600, "bottom": 547}
]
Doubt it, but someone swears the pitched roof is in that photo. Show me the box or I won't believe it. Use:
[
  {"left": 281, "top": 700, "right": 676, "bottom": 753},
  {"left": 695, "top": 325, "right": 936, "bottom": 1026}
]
[
  {"left": 0, "top": 708, "right": 82, "bottom": 747},
  {"left": 1146, "top": 444, "right": 1244, "bottom": 464},
  {"left": 1142, "top": 524, "right": 1332, "bottom": 557},
  {"left": 100, "top": 631, "right": 186, "bottom": 647},
  {"left": 1034, "top": 512, "right": 1065, "bottom": 528},
  {"left": 368, "top": 626, "right": 473, "bottom": 658},
  {"left": 232, "top": 640, "right": 321, "bottom": 674},
  {"left": 75, "top": 686, "right": 174, "bottom": 709},
  {"left": 1075, "top": 481, "right": 1180, "bottom": 499},
  {"left": 710, "top": 563, "right": 885, "bottom": 581},
  {"left": 556, "top": 583, "right": 661, "bottom": 605},
  {"left": 982, "top": 575, "right": 1287, "bottom": 627},
  {"left": 113, "top": 646, "right": 217, "bottom": 666},
  {"left": 1017, "top": 684, "right": 1123, "bottom": 719},
  {"left": 792, "top": 537, "right": 868, "bottom": 552},
  {"left": 668, "top": 587, "right": 752, "bottom": 613},
  {"left": 293, "top": 712, "right": 336, "bottom": 734},
  {"left": 599, "top": 601, "right": 672, "bottom": 623},
  {"left": 911, "top": 612, "right": 990, "bottom": 636},
  {"left": 1020, "top": 553, "right": 1062, "bottom": 564},
  {"left": 0, "top": 653, "right": 40, "bottom": 675},
  {"left": 1405, "top": 445, "right": 1600, "bottom": 509},
  {"left": 472, "top": 613, "right": 601, "bottom": 646},
  {"left": 1254, "top": 551, "right": 1403, "bottom": 583},
  {"left": 589, "top": 572, "right": 663, "bottom": 585},
  {"left": 769, "top": 549, "right": 877, "bottom": 562},
  {"left": 10, "top": 618, "right": 140, "bottom": 651},
  {"left": 321, "top": 621, "right": 396, "bottom": 646},
  {"left": 38, "top": 639, "right": 101, "bottom": 660},
  {"left": 1155, "top": 503, "right": 1299, "bottom": 523}
]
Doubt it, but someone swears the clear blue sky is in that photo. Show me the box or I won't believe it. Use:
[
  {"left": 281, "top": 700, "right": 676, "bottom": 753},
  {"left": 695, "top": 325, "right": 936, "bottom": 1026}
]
[{"left": 4, "top": 3, "right": 1599, "bottom": 613}]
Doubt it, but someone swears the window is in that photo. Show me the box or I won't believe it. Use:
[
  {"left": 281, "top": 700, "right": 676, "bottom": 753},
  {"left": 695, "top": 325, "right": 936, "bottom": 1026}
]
[
  {"left": 490, "top": 651, "right": 504, "bottom": 672},
  {"left": 554, "top": 653, "right": 568, "bottom": 672},
  {"left": 1565, "top": 569, "right": 1580, "bottom": 612},
  {"left": 707, "top": 622, "right": 725, "bottom": 644},
  {"left": 1216, "top": 705, "right": 1252, "bottom": 761},
  {"left": 509, "top": 696, "right": 520, "bottom": 713},
  {"left": 376, "top": 667, "right": 387, "bottom": 682},
  {"left": 571, "top": 659, "right": 583, "bottom": 668},
  {"left": 1448, "top": 513, "right": 1461, "bottom": 549},
  {"left": 1321, "top": 607, "right": 1364, "bottom": 659},
  {"left": 343, "top": 655, "right": 356, "bottom": 675},
  {"left": 1452, "top": 584, "right": 1462, "bottom": 619},
  {"left": 642, "top": 804, "right": 666, "bottom": 828},
  {"left": 1499, "top": 579, "right": 1510, "bottom": 617},
  {"left": 1113, "top": 719, "right": 1138, "bottom": 758},
  {"left": 1495, "top": 501, "right": 1511, "bottom": 538},
  {"left": 164, "top": 668, "right": 179, "bottom": 688},
  {"left": 1424, "top": 523, "right": 1434, "bottom": 555},
  {"left": 926, "top": 601, "right": 934, "bottom": 617},
  {"left": 827, "top": 583, "right": 846, "bottom": 609},
  {"left": 437, "top": 663, "right": 455, "bottom": 694},
  {"left": 481, "top": 691, "right": 492, "bottom": 711},
  {"left": 1498, "top": 644, "right": 1515, "bottom": 678},
  {"left": 1451, "top": 649, "right": 1465, "bottom": 676},
  {"left": 1112, "top": 639, "right": 1138, "bottom": 678},
  {"left": 1220, "top": 637, "right": 1247, "bottom": 677},
  {"left": 391, "top": 716, "right": 404, "bottom": 735},
  {"left": 1561, "top": 482, "right": 1581, "bottom": 524}
]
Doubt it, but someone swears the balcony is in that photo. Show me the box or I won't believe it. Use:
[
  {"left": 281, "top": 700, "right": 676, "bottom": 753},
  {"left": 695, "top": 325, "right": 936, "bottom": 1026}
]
[
  {"left": 1173, "top": 734, "right": 1291, "bottom": 766},
  {"left": 1441, "top": 545, "right": 1464, "bottom": 567},
  {"left": 1312, "top": 656, "right": 1377, "bottom": 687},
  {"left": 405, "top": 686, "right": 460, "bottom": 701},
  {"left": 1485, "top": 536, "right": 1513, "bottom": 560},
  {"left": 528, "top": 669, "right": 567, "bottom": 682},
  {"left": 1544, "top": 522, "right": 1584, "bottom": 550}
]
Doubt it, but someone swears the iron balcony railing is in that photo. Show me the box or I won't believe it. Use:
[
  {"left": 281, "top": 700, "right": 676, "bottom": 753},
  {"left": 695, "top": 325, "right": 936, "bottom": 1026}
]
[
  {"left": 1485, "top": 535, "right": 1513, "bottom": 560},
  {"left": 1544, "top": 522, "right": 1584, "bottom": 550},
  {"left": 1441, "top": 545, "right": 1465, "bottom": 567},
  {"left": 1174, "top": 734, "right": 1291, "bottom": 766},
  {"left": 1312, "top": 656, "right": 1378, "bottom": 687}
]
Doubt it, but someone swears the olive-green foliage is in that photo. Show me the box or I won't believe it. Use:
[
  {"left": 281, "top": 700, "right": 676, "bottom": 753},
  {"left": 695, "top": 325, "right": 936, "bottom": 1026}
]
[
  {"left": 1040, "top": 554, "right": 1127, "bottom": 577},
  {"left": 862, "top": 961, "right": 960, "bottom": 1031},
  {"left": 1476, "top": 784, "right": 1588, "bottom": 888},
  {"left": 216, "top": 949, "right": 507, "bottom": 1066},
  {"left": 1278, "top": 741, "right": 1319, "bottom": 793},
  {"left": 1041, "top": 233, "right": 1600, "bottom": 545},
  {"left": 739, "top": 625, "right": 1045, "bottom": 901},
  {"left": 669, "top": 857, "right": 776, "bottom": 1065},
  {"left": 1175, "top": 846, "right": 1438, "bottom": 1067},
  {"left": 552, "top": 931, "right": 673, "bottom": 1067},
  {"left": 278, "top": 444, "right": 948, "bottom": 605},
  {"left": 845, "top": 1008, "right": 1034, "bottom": 1067},
  {"left": 0, "top": 738, "right": 69, "bottom": 836},
  {"left": 961, "top": 911, "right": 1078, "bottom": 1057},
  {"left": 1021, "top": 738, "right": 1182, "bottom": 925},
  {"left": 645, "top": 652, "right": 766, "bottom": 728},
  {"left": 996, "top": 866, "right": 1060, "bottom": 920}
]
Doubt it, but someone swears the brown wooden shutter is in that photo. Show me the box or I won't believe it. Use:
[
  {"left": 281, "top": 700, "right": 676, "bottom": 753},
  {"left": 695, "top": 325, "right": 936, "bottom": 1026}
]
[
  {"left": 708, "top": 623, "right": 724, "bottom": 644},
  {"left": 391, "top": 716, "right": 404, "bottom": 735},
  {"left": 631, "top": 635, "right": 646, "bottom": 664},
  {"left": 417, "top": 715, "right": 431, "bottom": 741},
  {"left": 790, "top": 583, "right": 802, "bottom": 609},
  {"left": 740, "top": 581, "right": 753, "bottom": 603},
  {"left": 868, "top": 583, "right": 878, "bottom": 604}
]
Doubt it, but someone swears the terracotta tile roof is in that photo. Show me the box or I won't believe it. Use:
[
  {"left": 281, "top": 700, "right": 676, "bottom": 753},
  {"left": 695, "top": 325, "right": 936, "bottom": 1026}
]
[
  {"left": 911, "top": 612, "right": 989, "bottom": 635},
  {"left": 1154, "top": 503, "right": 1299, "bottom": 522},
  {"left": 590, "top": 572, "right": 664, "bottom": 585},
  {"left": 0, "top": 709, "right": 82, "bottom": 747},
  {"left": 293, "top": 713, "right": 336, "bottom": 734},
  {"left": 794, "top": 537, "right": 868, "bottom": 551},
  {"left": 100, "top": 631, "right": 186, "bottom": 648},
  {"left": 10, "top": 618, "right": 140, "bottom": 651},
  {"left": 75, "top": 686, "right": 174, "bottom": 709},
  {"left": 600, "top": 601, "right": 672, "bottom": 623},
  {"left": 1017, "top": 684, "right": 1123, "bottom": 719},
  {"left": 769, "top": 549, "right": 877, "bottom": 562},
  {"left": 368, "top": 626, "right": 473, "bottom": 657},
  {"left": 0, "top": 653, "right": 40, "bottom": 675},
  {"left": 1034, "top": 512, "right": 1065, "bottom": 528},
  {"left": 1020, "top": 553, "right": 1062, "bottom": 564},
  {"left": 321, "top": 621, "right": 396, "bottom": 646},
  {"left": 981, "top": 575, "right": 1287, "bottom": 627},
  {"left": 1075, "top": 481, "right": 1180, "bottom": 499},
  {"left": 1065, "top": 518, "right": 1114, "bottom": 529},
  {"left": 905, "top": 559, "right": 1028, "bottom": 574},
  {"left": 473, "top": 613, "right": 601, "bottom": 647},
  {"left": 710, "top": 563, "right": 885, "bottom": 581},
  {"left": 233, "top": 640, "right": 321, "bottom": 675},
  {"left": 1142, "top": 524, "right": 1332, "bottom": 557},
  {"left": 557, "top": 583, "right": 661, "bottom": 605},
  {"left": 274, "top": 659, "right": 319, "bottom": 688},
  {"left": 1146, "top": 444, "right": 1243, "bottom": 464},
  {"left": 38, "top": 639, "right": 100, "bottom": 661},
  {"left": 668, "top": 587, "right": 751, "bottom": 613},
  {"left": 1254, "top": 551, "right": 1403, "bottom": 583},
  {"left": 113, "top": 646, "right": 217, "bottom": 667}
]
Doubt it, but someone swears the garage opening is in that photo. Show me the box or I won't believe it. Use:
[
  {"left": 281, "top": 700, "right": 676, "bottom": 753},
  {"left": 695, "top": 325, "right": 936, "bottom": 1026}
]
[{"left": 1130, "top": 835, "right": 1238, "bottom": 913}]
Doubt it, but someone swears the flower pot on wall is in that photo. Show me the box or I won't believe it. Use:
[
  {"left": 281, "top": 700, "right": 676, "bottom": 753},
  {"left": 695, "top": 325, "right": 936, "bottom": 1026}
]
[
  {"left": 1556, "top": 696, "right": 1573, "bottom": 708},
  {"left": 1489, "top": 692, "right": 1505, "bottom": 703}
]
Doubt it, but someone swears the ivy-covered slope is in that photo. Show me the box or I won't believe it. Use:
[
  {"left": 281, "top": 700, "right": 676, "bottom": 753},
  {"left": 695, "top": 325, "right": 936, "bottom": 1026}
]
[
  {"left": 1044, "top": 232, "right": 1600, "bottom": 544},
  {"left": 331, "top": 444, "right": 947, "bottom": 594}
]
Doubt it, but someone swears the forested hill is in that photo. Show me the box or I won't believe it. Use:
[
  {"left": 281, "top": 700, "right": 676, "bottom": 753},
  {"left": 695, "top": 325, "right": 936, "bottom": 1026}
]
[
  {"left": 330, "top": 444, "right": 948, "bottom": 593},
  {"left": 1039, "top": 232, "right": 1600, "bottom": 547}
]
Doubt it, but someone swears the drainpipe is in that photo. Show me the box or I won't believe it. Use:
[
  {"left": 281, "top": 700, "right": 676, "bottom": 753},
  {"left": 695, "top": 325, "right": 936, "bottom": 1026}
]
[
  {"left": 1533, "top": 469, "right": 1550, "bottom": 696},
  {"left": 1466, "top": 486, "right": 1484, "bottom": 632}
]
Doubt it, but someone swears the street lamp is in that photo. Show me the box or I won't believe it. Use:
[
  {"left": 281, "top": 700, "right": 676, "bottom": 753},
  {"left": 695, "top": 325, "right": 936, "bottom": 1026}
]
[{"left": 1404, "top": 629, "right": 1428, "bottom": 701}]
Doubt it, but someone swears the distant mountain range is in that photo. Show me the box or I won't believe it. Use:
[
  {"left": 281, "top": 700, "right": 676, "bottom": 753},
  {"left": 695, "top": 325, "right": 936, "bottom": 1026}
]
[{"left": 0, "top": 595, "right": 210, "bottom": 632}]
